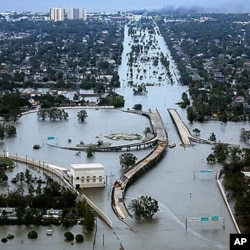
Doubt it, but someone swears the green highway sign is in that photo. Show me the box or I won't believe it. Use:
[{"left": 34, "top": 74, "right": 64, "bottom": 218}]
[
  {"left": 201, "top": 217, "right": 209, "bottom": 222},
  {"left": 200, "top": 169, "right": 212, "bottom": 173},
  {"left": 47, "top": 136, "right": 55, "bottom": 140},
  {"left": 211, "top": 215, "right": 219, "bottom": 221}
]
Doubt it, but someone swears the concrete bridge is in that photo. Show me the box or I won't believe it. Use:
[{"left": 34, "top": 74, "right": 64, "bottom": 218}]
[
  {"left": 111, "top": 109, "right": 168, "bottom": 220},
  {"left": 46, "top": 109, "right": 165, "bottom": 152},
  {"left": 2, "top": 109, "right": 168, "bottom": 227},
  {"left": 168, "top": 108, "right": 214, "bottom": 146}
]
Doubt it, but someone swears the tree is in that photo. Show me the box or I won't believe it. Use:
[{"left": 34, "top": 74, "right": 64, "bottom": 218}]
[
  {"left": 0, "top": 123, "right": 17, "bottom": 140},
  {"left": 0, "top": 125, "right": 4, "bottom": 140},
  {"left": 98, "top": 92, "right": 125, "bottom": 108},
  {"left": 64, "top": 231, "right": 74, "bottom": 241},
  {"left": 4, "top": 124, "right": 16, "bottom": 137},
  {"left": 7, "top": 189, "right": 26, "bottom": 207},
  {"left": 75, "top": 234, "right": 84, "bottom": 243},
  {"left": 86, "top": 145, "right": 95, "bottom": 158},
  {"left": 0, "top": 170, "right": 8, "bottom": 182},
  {"left": 83, "top": 208, "right": 95, "bottom": 232},
  {"left": 206, "top": 154, "right": 216, "bottom": 164},
  {"left": 240, "top": 128, "right": 250, "bottom": 142},
  {"left": 144, "top": 127, "right": 152, "bottom": 135},
  {"left": 213, "top": 143, "right": 228, "bottom": 163},
  {"left": 15, "top": 172, "right": 25, "bottom": 185},
  {"left": 187, "top": 106, "right": 197, "bottom": 122},
  {"left": 37, "top": 108, "right": 46, "bottom": 120},
  {"left": 28, "top": 231, "right": 38, "bottom": 239},
  {"left": 133, "top": 84, "right": 147, "bottom": 95},
  {"left": 129, "top": 195, "right": 159, "bottom": 220},
  {"left": 25, "top": 169, "right": 32, "bottom": 182},
  {"left": 119, "top": 153, "right": 137, "bottom": 169},
  {"left": 229, "top": 146, "right": 242, "bottom": 163},
  {"left": 77, "top": 110, "right": 88, "bottom": 122},
  {"left": 208, "top": 132, "right": 216, "bottom": 142},
  {"left": 76, "top": 200, "right": 89, "bottom": 217},
  {"left": 37, "top": 108, "right": 68, "bottom": 121},
  {"left": 180, "top": 92, "right": 190, "bottom": 108},
  {"left": 133, "top": 103, "right": 142, "bottom": 110},
  {"left": 192, "top": 128, "right": 201, "bottom": 136}
]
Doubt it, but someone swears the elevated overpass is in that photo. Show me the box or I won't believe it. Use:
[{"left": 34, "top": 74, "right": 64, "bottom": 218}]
[
  {"left": 168, "top": 108, "right": 214, "bottom": 146},
  {"left": 111, "top": 109, "right": 168, "bottom": 220}
]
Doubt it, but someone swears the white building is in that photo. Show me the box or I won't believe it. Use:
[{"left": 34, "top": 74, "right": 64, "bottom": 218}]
[
  {"left": 79, "top": 8, "right": 87, "bottom": 21},
  {"left": 68, "top": 8, "right": 79, "bottom": 20},
  {"left": 70, "top": 163, "right": 105, "bottom": 189},
  {"left": 68, "top": 8, "right": 87, "bottom": 20},
  {"left": 50, "top": 8, "right": 65, "bottom": 21}
]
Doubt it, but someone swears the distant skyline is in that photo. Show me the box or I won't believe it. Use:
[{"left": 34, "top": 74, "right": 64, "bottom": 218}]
[{"left": 0, "top": 0, "right": 250, "bottom": 13}]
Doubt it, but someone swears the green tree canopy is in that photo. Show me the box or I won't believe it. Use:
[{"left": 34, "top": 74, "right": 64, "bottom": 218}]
[
  {"left": 77, "top": 110, "right": 88, "bottom": 122},
  {"left": 129, "top": 195, "right": 159, "bottom": 220},
  {"left": 75, "top": 234, "right": 84, "bottom": 243},
  {"left": 37, "top": 108, "right": 68, "bottom": 121},
  {"left": 28, "top": 231, "right": 38, "bottom": 239},
  {"left": 82, "top": 205, "right": 96, "bottom": 233},
  {"left": 86, "top": 145, "right": 95, "bottom": 158},
  {"left": 119, "top": 153, "right": 137, "bottom": 169},
  {"left": 64, "top": 231, "right": 74, "bottom": 241},
  {"left": 192, "top": 128, "right": 201, "bottom": 136}
]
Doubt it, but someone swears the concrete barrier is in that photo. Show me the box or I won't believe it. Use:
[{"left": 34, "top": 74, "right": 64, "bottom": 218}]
[
  {"left": 0, "top": 153, "right": 113, "bottom": 228},
  {"left": 217, "top": 168, "right": 241, "bottom": 234}
]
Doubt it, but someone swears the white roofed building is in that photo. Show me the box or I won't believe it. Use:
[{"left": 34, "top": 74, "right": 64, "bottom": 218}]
[{"left": 70, "top": 163, "right": 105, "bottom": 189}]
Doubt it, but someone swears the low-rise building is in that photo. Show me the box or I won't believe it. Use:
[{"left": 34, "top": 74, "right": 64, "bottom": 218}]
[{"left": 70, "top": 163, "right": 105, "bottom": 189}]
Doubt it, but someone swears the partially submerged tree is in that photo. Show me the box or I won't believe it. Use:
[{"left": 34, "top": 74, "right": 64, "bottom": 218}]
[
  {"left": 119, "top": 153, "right": 137, "bottom": 169},
  {"left": 0, "top": 123, "right": 17, "bottom": 140},
  {"left": 28, "top": 230, "right": 38, "bottom": 239},
  {"left": 77, "top": 200, "right": 96, "bottom": 233},
  {"left": 75, "top": 234, "right": 84, "bottom": 243},
  {"left": 208, "top": 132, "right": 216, "bottom": 142},
  {"left": 64, "top": 231, "right": 74, "bottom": 241},
  {"left": 133, "top": 103, "right": 142, "bottom": 110},
  {"left": 192, "top": 128, "right": 201, "bottom": 136},
  {"left": 206, "top": 154, "right": 216, "bottom": 164},
  {"left": 144, "top": 127, "right": 152, "bottom": 135},
  {"left": 37, "top": 108, "right": 68, "bottom": 121},
  {"left": 86, "top": 145, "right": 95, "bottom": 158},
  {"left": 0, "top": 169, "right": 8, "bottom": 182},
  {"left": 240, "top": 128, "right": 250, "bottom": 142},
  {"left": 129, "top": 195, "right": 159, "bottom": 220},
  {"left": 77, "top": 110, "right": 88, "bottom": 122},
  {"left": 82, "top": 206, "right": 96, "bottom": 232}
]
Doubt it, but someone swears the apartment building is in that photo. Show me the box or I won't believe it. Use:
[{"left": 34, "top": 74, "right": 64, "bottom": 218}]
[{"left": 50, "top": 8, "right": 65, "bottom": 21}]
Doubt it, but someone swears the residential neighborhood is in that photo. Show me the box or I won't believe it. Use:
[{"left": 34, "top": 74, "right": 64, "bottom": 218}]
[{"left": 0, "top": 7, "right": 250, "bottom": 249}]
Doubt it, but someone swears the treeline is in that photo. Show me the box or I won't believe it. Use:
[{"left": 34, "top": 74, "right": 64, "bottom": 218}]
[
  {"left": 211, "top": 143, "right": 250, "bottom": 233},
  {"left": 157, "top": 13, "right": 250, "bottom": 122},
  {"left": 0, "top": 168, "right": 96, "bottom": 232}
]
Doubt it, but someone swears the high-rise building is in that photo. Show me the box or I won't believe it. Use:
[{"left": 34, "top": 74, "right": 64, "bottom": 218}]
[
  {"left": 79, "top": 8, "right": 87, "bottom": 21},
  {"left": 50, "top": 7, "right": 86, "bottom": 21},
  {"left": 68, "top": 8, "right": 79, "bottom": 20},
  {"left": 50, "top": 8, "right": 65, "bottom": 21}
]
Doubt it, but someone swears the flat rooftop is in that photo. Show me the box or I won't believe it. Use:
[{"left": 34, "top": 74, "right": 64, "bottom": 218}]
[{"left": 71, "top": 163, "right": 104, "bottom": 170}]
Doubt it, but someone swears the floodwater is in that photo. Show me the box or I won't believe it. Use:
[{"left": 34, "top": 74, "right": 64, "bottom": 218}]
[{"left": 1, "top": 19, "right": 249, "bottom": 250}]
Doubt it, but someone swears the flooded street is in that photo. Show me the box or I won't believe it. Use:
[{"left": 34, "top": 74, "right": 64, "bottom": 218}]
[{"left": 1, "top": 17, "right": 249, "bottom": 250}]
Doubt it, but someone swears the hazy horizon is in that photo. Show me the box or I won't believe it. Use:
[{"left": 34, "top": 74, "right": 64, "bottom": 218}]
[{"left": 0, "top": 0, "right": 250, "bottom": 13}]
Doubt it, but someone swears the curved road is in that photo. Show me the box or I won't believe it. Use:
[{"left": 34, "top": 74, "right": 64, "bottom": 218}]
[{"left": 112, "top": 109, "right": 168, "bottom": 220}]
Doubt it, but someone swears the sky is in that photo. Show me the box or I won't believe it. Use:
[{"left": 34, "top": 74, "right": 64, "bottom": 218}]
[{"left": 0, "top": 0, "right": 250, "bottom": 13}]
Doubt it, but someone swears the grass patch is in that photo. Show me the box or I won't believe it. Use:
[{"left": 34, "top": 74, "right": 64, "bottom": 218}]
[{"left": 0, "top": 157, "right": 15, "bottom": 167}]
